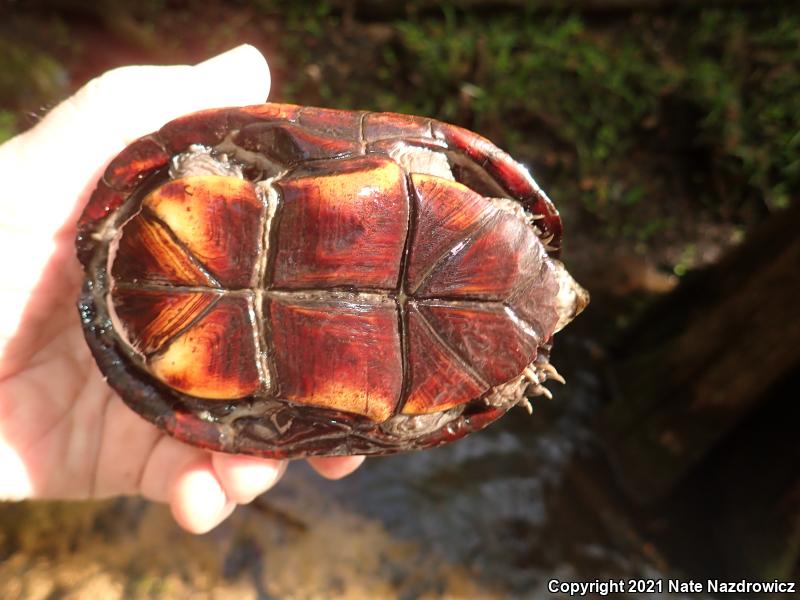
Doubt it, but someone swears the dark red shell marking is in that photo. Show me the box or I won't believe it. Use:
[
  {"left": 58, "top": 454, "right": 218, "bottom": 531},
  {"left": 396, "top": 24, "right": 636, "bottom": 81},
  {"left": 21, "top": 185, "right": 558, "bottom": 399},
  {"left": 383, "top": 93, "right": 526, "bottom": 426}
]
[
  {"left": 147, "top": 295, "right": 260, "bottom": 400},
  {"left": 432, "top": 122, "right": 562, "bottom": 245},
  {"left": 110, "top": 289, "right": 217, "bottom": 355},
  {"left": 267, "top": 296, "right": 404, "bottom": 422},
  {"left": 76, "top": 103, "right": 573, "bottom": 458},
  {"left": 272, "top": 157, "right": 409, "bottom": 289}
]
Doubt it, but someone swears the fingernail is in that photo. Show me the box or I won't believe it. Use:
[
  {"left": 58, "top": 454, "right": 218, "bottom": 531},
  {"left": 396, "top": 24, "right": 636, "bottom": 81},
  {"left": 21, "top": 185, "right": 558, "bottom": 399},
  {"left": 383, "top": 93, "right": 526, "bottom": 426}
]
[{"left": 194, "top": 44, "right": 270, "bottom": 102}]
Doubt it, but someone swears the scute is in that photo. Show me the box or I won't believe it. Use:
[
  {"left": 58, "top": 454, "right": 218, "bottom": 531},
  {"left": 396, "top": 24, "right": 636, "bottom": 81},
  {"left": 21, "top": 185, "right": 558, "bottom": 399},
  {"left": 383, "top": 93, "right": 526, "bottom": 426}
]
[
  {"left": 403, "top": 305, "right": 484, "bottom": 415},
  {"left": 234, "top": 123, "right": 359, "bottom": 164},
  {"left": 363, "top": 111, "right": 432, "bottom": 142},
  {"left": 272, "top": 156, "right": 409, "bottom": 290},
  {"left": 103, "top": 136, "right": 169, "bottom": 191},
  {"left": 143, "top": 175, "right": 263, "bottom": 288},
  {"left": 415, "top": 207, "right": 541, "bottom": 300},
  {"left": 111, "top": 212, "right": 215, "bottom": 286},
  {"left": 296, "top": 106, "right": 362, "bottom": 139},
  {"left": 76, "top": 102, "right": 586, "bottom": 459},
  {"left": 149, "top": 295, "right": 259, "bottom": 400},
  {"left": 405, "top": 174, "right": 492, "bottom": 293},
  {"left": 417, "top": 302, "right": 539, "bottom": 387},
  {"left": 110, "top": 289, "right": 217, "bottom": 355},
  {"left": 266, "top": 296, "right": 403, "bottom": 422}
]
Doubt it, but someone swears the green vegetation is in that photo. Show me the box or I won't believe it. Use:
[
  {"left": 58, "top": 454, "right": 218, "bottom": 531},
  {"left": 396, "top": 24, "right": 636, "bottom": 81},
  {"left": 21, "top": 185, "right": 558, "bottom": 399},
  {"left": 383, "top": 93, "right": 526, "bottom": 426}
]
[
  {"left": 0, "top": 36, "right": 69, "bottom": 140},
  {"left": 269, "top": 4, "right": 798, "bottom": 249},
  {"left": 0, "top": 2, "right": 796, "bottom": 259},
  {"left": 0, "top": 111, "right": 16, "bottom": 143}
]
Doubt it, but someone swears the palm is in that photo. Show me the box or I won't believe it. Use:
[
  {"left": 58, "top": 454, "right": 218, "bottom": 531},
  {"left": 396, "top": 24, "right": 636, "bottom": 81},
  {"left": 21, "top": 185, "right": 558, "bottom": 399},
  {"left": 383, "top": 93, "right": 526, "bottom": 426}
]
[
  {"left": 0, "top": 47, "right": 363, "bottom": 534},
  {"left": 1, "top": 198, "right": 194, "bottom": 500},
  {"left": 0, "top": 211, "right": 120, "bottom": 499}
]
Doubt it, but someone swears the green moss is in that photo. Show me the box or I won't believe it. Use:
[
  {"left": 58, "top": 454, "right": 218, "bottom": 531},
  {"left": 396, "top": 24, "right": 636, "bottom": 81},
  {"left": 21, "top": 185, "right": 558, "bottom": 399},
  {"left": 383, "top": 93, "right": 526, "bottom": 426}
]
[
  {"left": 268, "top": 4, "right": 798, "bottom": 250},
  {"left": 0, "top": 38, "right": 67, "bottom": 136},
  {"left": 0, "top": 111, "right": 17, "bottom": 144},
  {"left": 0, "top": 2, "right": 796, "bottom": 260}
]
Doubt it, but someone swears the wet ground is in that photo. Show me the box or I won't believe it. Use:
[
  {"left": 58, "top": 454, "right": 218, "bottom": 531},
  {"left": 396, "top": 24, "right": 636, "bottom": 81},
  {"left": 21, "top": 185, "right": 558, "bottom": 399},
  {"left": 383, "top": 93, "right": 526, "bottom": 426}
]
[{"left": 0, "top": 326, "right": 714, "bottom": 599}]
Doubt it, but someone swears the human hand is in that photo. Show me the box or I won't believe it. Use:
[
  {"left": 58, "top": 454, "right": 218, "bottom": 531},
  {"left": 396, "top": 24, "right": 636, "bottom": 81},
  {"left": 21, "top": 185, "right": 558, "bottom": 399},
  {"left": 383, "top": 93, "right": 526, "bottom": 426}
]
[{"left": 0, "top": 45, "right": 363, "bottom": 534}]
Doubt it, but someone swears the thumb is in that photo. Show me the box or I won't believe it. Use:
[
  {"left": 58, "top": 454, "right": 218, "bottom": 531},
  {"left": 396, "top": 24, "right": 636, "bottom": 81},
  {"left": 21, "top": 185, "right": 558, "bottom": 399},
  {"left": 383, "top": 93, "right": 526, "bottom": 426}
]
[
  {"left": 0, "top": 44, "right": 270, "bottom": 230},
  {"left": 35, "top": 43, "right": 270, "bottom": 150}
]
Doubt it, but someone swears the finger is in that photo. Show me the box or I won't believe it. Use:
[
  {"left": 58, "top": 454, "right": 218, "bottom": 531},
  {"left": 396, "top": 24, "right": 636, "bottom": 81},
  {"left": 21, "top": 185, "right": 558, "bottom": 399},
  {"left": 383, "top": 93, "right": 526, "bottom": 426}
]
[
  {"left": 211, "top": 453, "right": 287, "bottom": 504},
  {"left": 45, "top": 43, "right": 270, "bottom": 148},
  {"left": 91, "top": 395, "right": 163, "bottom": 498},
  {"left": 169, "top": 458, "right": 236, "bottom": 534},
  {"left": 138, "top": 435, "right": 208, "bottom": 503},
  {"left": 307, "top": 455, "right": 365, "bottom": 480},
  {"left": 1, "top": 44, "right": 271, "bottom": 233},
  {"left": 137, "top": 436, "right": 239, "bottom": 534}
]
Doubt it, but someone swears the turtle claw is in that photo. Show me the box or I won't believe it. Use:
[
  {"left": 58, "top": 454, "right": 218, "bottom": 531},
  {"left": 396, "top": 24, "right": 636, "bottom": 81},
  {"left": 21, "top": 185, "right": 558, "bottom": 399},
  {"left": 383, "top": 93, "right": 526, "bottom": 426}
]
[
  {"left": 523, "top": 365, "right": 555, "bottom": 400},
  {"left": 523, "top": 366, "right": 539, "bottom": 383},
  {"left": 542, "top": 363, "right": 566, "bottom": 385},
  {"left": 518, "top": 397, "right": 534, "bottom": 414}
]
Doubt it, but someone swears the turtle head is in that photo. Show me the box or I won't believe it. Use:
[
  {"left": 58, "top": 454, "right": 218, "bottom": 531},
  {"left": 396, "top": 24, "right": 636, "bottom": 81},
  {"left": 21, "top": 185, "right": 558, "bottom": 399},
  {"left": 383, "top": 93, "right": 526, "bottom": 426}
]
[{"left": 552, "top": 260, "right": 589, "bottom": 333}]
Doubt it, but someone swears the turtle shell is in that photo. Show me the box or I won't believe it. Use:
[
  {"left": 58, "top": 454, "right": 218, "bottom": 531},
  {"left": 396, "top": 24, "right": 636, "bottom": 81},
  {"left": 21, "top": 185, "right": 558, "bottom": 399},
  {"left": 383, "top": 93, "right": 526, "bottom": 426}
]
[{"left": 76, "top": 103, "right": 586, "bottom": 458}]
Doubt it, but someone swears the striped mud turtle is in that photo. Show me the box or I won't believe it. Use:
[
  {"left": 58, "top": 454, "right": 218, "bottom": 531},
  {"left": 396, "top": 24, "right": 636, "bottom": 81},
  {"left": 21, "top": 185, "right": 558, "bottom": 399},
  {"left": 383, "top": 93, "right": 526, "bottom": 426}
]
[{"left": 76, "top": 103, "right": 588, "bottom": 458}]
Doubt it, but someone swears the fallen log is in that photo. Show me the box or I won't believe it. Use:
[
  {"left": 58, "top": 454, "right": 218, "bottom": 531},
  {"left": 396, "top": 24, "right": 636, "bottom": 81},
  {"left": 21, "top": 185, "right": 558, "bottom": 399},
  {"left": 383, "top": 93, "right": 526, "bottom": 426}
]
[{"left": 601, "top": 202, "right": 800, "bottom": 504}]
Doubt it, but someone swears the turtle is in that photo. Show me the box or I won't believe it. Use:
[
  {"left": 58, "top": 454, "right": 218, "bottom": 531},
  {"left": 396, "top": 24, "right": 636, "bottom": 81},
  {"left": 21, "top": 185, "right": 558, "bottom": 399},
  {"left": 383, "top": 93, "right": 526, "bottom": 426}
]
[{"left": 76, "top": 103, "right": 588, "bottom": 458}]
